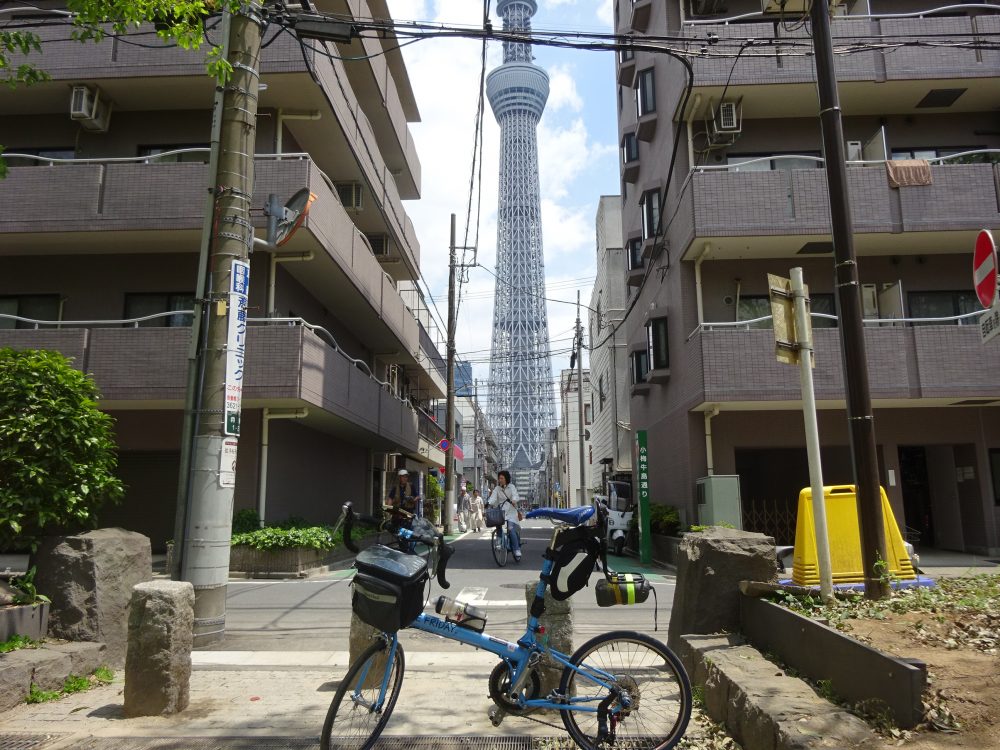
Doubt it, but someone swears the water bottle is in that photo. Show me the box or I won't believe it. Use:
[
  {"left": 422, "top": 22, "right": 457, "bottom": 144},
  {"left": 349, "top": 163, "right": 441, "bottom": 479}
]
[
  {"left": 435, "top": 595, "right": 487, "bottom": 632},
  {"left": 595, "top": 573, "right": 652, "bottom": 607}
]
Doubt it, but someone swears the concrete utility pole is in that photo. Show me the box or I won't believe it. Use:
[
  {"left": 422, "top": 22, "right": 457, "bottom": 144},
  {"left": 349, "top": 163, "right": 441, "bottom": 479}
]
[
  {"left": 173, "top": 2, "right": 266, "bottom": 646},
  {"left": 809, "top": 0, "right": 888, "bottom": 599},
  {"left": 472, "top": 379, "right": 480, "bottom": 493},
  {"left": 444, "top": 214, "right": 458, "bottom": 534},
  {"left": 576, "top": 292, "right": 586, "bottom": 506}
]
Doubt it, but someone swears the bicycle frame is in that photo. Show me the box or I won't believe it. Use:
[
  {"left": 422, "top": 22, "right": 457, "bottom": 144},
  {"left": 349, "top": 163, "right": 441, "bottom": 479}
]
[{"left": 356, "top": 549, "right": 623, "bottom": 716}]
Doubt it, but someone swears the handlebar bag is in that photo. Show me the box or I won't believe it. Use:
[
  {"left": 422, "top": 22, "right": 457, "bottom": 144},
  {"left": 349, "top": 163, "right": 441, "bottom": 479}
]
[{"left": 352, "top": 544, "right": 428, "bottom": 632}]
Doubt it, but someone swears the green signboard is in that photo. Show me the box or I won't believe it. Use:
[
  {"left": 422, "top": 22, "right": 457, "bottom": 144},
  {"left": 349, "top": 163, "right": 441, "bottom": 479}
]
[{"left": 636, "top": 430, "right": 652, "bottom": 564}]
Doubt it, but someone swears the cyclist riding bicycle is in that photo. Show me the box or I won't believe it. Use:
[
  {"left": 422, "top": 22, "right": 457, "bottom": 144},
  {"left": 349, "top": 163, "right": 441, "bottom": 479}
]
[{"left": 487, "top": 470, "right": 522, "bottom": 561}]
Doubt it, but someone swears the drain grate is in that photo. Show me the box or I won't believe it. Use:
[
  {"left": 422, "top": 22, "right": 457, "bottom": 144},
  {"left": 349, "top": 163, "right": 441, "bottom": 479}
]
[
  {"left": 61, "top": 736, "right": 574, "bottom": 750},
  {"left": 0, "top": 735, "right": 61, "bottom": 750}
]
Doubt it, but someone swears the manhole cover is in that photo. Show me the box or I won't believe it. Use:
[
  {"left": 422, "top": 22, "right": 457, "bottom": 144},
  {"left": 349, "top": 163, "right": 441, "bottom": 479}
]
[{"left": 0, "top": 735, "right": 61, "bottom": 750}]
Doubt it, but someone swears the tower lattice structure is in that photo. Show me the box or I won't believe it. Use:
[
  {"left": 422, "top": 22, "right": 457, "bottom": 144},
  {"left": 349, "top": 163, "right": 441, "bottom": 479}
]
[{"left": 486, "top": 0, "right": 555, "bottom": 486}]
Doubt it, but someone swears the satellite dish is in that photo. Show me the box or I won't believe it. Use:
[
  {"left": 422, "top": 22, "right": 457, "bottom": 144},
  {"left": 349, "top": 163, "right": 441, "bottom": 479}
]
[{"left": 274, "top": 188, "right": 316, "bottom": 247}]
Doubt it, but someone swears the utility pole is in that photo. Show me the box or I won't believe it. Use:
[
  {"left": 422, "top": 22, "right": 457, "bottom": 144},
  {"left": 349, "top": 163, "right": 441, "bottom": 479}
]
[
  {"left": 472, "top": 379, "right": 479, "bottom": 493},
  {"left": 576, "top": 292, "right": 586, "bottom": 506},
  {"left": 173, "top": 1, "right": 266, "bottom": 646},
  {"left": 809, "top": 0, "right": 888, "bottom": 599},
  {"left": 444, "top": 214, "right": 458, "bottom": 535}
]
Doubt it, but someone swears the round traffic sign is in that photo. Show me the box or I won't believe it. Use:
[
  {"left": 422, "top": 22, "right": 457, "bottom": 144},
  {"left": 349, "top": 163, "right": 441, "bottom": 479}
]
[
  {"left": 437, "top": 438, "right": 450, "bottom": 451},
  {"left": 973, "top": 229, "right": 997, "bottom": 310}
]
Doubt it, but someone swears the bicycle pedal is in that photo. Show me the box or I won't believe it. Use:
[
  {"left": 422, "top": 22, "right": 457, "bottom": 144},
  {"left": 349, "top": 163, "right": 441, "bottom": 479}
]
[{"left": 488, "top": 705, "right": 506, "bottom": 727}]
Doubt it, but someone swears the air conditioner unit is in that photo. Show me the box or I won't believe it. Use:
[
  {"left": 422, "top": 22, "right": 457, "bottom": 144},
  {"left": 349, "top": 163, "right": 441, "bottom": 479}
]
[
  {"left": 846, "top": 140, "right": 863, "bottom": 163},
  {"left": 69, "top": 85, "right": 113, "bottom": 132},
  {"left": 335, "top": 182, "right": 364, "bottom": 212},
  {"left": 711, "top": 101, "right": 741, "bottom": 139},
  {"left": 366, "top": 233, "right": 391, "bottom": 257},
  {"left": 691, "top": 0, "right": 726, "bottom": 15}
]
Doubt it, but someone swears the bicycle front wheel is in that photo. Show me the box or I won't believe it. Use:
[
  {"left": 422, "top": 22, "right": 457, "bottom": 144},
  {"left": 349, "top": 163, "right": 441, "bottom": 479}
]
[
  {"left": 321, "top": 638, "right": 406, "bottom": 750},
  {"left": 559, "top": 631, "right": 691, "bottom": 750},
  {"left": 492, "top": 527, "right": 508, "bottom": 567}
]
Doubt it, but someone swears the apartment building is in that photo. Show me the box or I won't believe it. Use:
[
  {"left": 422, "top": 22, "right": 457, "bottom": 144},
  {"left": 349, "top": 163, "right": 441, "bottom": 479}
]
[
  {"left": 615, "top": 0, "right": 1000, "bottom": 554},
  {"left": 588, "top": 196, "right": 633, "bottom": 495},
  {"left": 557, "top": 368, "right": 595, "bottom": 506},
  {"left": 0, "top": 3, "right": 448, "bottom": 549}
]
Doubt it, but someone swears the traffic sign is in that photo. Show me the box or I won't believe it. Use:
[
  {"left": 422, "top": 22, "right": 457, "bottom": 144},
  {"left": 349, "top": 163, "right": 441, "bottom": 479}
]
[
  {"left": 973, "top": 229, "right": 997, "bottom": 309},
  {"left": 437, "top": 438, "right": 450, "bottom": 451}
]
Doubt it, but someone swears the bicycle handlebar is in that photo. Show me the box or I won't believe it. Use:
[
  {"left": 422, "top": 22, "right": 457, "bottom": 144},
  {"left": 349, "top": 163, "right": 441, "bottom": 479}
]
[{"left": 340, "top": 502, "right": 453, "bottom": 589}]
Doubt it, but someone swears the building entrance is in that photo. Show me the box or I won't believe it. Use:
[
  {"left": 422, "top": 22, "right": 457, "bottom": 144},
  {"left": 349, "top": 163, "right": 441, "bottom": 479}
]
[{"left": 898, "top": 446, "right": 934, "bottom": 548}]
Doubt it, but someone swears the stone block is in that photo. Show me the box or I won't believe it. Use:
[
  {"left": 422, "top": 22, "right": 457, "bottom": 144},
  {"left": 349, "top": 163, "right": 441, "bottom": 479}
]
[
  {"left": 42, "top": 641, "right": 107, "bottom": 677},
  {"left": 347, "top": 611, "right": 383, "bottom": 688},
  {"left": 3, "top": 648, "right": 72, "bottom": 691},
  {"left": 123, "top": 580, "right": 194, "bottom": 717},
  {"left": 34, "top": 528, "right": 152, "bottom": 666},
  {"left": 667, "top": 528, "right": 777, "bottom": 652},
  {"left": 0, "top": 658, "right": 33, "bottom": 711},
  {"left": 524, "top": 582, "right": 573, "bottom": 696}
]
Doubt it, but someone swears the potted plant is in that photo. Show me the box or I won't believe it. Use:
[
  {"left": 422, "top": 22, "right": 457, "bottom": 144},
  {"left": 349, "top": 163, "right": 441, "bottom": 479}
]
[{"left": 1, "top": 567, "right": 51, "bottom": 641}]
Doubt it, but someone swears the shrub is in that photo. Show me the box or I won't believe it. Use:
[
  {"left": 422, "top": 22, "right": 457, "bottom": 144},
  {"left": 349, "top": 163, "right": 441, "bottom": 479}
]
[
  {"left": 0, "top": 348, "right": 124, "bottom": 551},
  {"left": 231, "top": 508, "right": 261, "bottom": 534},
  {"left": 649, "top": 504, "right": 681, "bottom": 536},
  {"left": 230, "top": 525, "right": 337, "bottom": 552}
]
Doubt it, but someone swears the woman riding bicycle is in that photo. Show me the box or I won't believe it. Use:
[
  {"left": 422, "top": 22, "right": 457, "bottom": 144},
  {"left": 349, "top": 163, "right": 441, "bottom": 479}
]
[{"left": 487, "top": 470, "right": 522, "bottom": 562}]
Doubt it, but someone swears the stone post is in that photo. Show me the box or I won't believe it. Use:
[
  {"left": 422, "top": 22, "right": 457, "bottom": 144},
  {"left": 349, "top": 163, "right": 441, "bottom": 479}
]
[
  {"left": 124, "top": 580, "right": 194, "bottom": 717},
  {"left": 524, "top": 582, "right": 573, "bottom": 696},
  {"left": 667, "top": 527, "right": 777, "bottom": 653}
]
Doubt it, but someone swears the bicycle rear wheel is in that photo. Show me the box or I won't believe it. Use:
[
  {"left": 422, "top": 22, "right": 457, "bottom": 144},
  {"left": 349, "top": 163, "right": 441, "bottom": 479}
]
[
  {"left": 321, "top": 638, "right": 406, "bottom": 750},
  {"left": 559, "top": 631, "right": 691, "bottom": 750},
  {"left": 492, "top": 527, "right": 508, "bottom": 567}
]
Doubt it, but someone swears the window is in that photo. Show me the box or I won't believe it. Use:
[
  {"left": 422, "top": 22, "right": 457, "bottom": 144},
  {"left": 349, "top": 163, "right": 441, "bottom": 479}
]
[
  {"left": 647, "top": 317, "right": 669, "bottom": 370},
  {"left": 585, "top": 403, "right": 593, "bottom": 425},
  {"left": 3, "top": 147, "right": 75, "bottom": 167},
  {"left": 621, "top": 132, "right": 639, "bottom": 164},
  {"left": 139, "top": 144, "right": 210, "bottom": 163},
  {"left": 619, "top": 47, "right": 635, "bottom": 64},
  {"left": 0, "top": 294, "right": 60, "bottom": 329},
  {"left": 990, "top": 450, "right": 1000, "bottom": 506},
  {"left": 123, "top": 292, "right": 195, "bottom": 327},
  {"left": 617, "top": 86, "right": 623, "bottom": 113},
  {"left": 736, "top": 294, "right": 837, "bottom": 329},
  {"left": 635, "top": 68, "right": 655, "bottom": 117},
  {"left": 627, "top": 237, "right": 644, "bottom": 271},
  {"left": 907, "top": 291, "right": 979, "bottom": 325},
  {"left": 598, "top": 373, "right": 606, "bottom": 410},
  {"left": 640, "top": 189, "right": 660, "bottom": 241},
  {"left": 630, "top": 349, "right": 649, "bottom": 384}
]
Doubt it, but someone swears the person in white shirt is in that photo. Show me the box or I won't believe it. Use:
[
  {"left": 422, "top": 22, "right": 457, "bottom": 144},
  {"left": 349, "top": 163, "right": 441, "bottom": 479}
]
[
  {"left": 469, "top": 489, "right": 485, "bottom": 532},
  {"left": 488, "top": 470, "right": 522, "bottom": 561}
]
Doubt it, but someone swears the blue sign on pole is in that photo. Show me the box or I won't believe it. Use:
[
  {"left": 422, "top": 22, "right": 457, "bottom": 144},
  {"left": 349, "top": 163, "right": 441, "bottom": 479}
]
[{"left": 437, "top": 438, "right": 450, "bottom": 451}]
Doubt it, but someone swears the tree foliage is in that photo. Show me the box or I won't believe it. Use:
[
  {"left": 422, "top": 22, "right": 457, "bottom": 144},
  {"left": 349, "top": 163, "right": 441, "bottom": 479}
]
[{"left": 0, "top": 348, "right": 124, "bottom": 551}]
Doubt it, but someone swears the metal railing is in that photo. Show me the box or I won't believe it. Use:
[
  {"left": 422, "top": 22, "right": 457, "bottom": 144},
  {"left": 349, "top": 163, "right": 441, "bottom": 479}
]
[
  {"left": 690, "top": 309, "right": 984, "bottom": 339},
  {"left": 692, "top": 150, "right": 1000, "bottom": 172},
  {"left": 683, "top": 2, "right": 1000, "bottom": 24}
]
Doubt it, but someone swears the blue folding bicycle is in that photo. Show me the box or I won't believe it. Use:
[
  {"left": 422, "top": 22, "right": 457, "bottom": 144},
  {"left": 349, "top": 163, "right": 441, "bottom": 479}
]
[{"left": 322, "top": 500, "right": 692, "bottom": 750}]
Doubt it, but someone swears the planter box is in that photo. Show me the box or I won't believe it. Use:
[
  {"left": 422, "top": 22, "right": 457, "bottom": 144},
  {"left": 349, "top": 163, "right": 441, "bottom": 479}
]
[
  {"left": 0, "top": 602, "right": 50, "bottom": 641},
  {"left": 229, "top": 545, "right": 333, "bottom": 578}
]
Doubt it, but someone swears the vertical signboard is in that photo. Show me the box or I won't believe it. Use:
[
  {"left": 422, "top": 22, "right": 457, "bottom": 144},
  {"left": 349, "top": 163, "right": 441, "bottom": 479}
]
[
  {"left": 636, "top": 430, "right": 652, "bottom": 564},
  {"left": 219, "top": 436, "right": 238, "bottom": 488},
  {"left": 224, "top": 260, "right": 250, "bottom": 436}
]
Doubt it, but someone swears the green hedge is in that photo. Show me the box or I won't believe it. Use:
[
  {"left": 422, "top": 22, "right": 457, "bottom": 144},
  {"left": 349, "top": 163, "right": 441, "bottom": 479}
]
[{"left": 231, "top": 525, "right": 339, "bottom": 552}]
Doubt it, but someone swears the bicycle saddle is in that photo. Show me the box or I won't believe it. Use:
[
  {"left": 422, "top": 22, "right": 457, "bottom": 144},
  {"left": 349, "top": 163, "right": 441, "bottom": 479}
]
[{"left": 525, "top": 506, "right": 595, "bottom": 525}]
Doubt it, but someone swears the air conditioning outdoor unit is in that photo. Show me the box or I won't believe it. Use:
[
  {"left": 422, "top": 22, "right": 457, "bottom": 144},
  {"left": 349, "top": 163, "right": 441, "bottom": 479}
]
[
  {"left": 70, "top": 85, "right": 113, "bottom": 132},
  {"left": 366, "top": 233, "right": 391, "bottom": 257},
  {"left": 711, "top": 101, "right": 741, "bottom": 139},
  {"left": 691, "top": 0, "right": 727, "bottom": 15},
  {"left": 335, "top": 182, "right": 364, "bottom": 212}
]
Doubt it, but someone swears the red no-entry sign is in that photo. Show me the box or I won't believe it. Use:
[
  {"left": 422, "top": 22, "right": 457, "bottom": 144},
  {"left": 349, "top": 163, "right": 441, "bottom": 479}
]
[{"left": 973, "top": 229, "right": 997, "bottom": 310}]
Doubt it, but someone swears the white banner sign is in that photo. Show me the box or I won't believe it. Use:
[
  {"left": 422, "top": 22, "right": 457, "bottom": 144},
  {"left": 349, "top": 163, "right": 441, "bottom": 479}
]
[
  {"left": 219, "top": 437, "right": 238, "bottom": 488},
  {"left": 981, "top": 303, "right": 1000, "bottom": 344},
  {"left": 224, "top": 260, "right": 250, "bottom": 436}
]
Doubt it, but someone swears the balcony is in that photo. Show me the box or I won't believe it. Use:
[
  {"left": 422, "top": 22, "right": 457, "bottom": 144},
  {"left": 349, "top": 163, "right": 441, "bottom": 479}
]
[
  {"left": 671, "top": 161, "right": 1000, "bottom": 260},
  {"left": 617, "top": 50, "right": 637, "bottom": 87},
  {"left": 676, "top": 15, "right": 1000, "bottom": 120},
  {"left": 0, "top": 154, "right": 420, "bottom": 362},
  {"left": 0, "top": 324, "right": 419, "bottom": 449},
  {"left": 629, "top": 0, "right": 652, "bottom": 32},
  {"left": 688, "top": 322, "right": 1000, "bottom": 408}
]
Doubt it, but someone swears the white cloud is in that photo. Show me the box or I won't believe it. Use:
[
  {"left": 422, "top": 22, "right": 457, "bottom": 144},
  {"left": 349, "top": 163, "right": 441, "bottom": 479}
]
[
  {"left": 538, "top": 117, "right": 615, "bottom": 200},
  {"left": 596, "top": 0, "right": 614, "bottom": 25},
  {"left": 546, "top": 64, "right": 583, "bottom": 113}
]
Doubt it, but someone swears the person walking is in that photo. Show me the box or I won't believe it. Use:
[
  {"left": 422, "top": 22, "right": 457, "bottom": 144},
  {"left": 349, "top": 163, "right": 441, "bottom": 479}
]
[
  {"left": 469, "top": 489, "right": 485, "bottom": 532},
  {"left": 458, "top": 486, "right": 471, "bottom": 532},
  {"left": 488, "top": 470, "right": 522, "bottom": 561},
  {"left": 387, "top": 469, "right": 419, "bottom": 514}
]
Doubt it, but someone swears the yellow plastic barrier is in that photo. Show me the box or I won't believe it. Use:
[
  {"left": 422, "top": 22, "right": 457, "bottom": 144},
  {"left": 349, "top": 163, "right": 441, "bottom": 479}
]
[{"left": 792, "top": 485, "right": 915, "bottom": 586}]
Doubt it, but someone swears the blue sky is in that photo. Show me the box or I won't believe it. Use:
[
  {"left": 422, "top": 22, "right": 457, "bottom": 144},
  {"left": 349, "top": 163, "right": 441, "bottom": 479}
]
[{"left": 386, "top": 1, "right": 620, "bottom": 396}]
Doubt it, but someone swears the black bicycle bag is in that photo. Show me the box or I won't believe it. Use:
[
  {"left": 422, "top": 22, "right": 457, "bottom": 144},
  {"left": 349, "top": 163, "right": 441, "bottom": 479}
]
[
  {"left": 547, "top": 530, "right": 601, "bottom": 601},
  {"left": 352, "top": 544, "right": 428, "bottom": 633}
]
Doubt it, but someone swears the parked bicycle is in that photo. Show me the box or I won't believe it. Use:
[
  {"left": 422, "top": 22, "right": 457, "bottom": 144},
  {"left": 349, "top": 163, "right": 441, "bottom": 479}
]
[{"left": 323, "top": 500, "right": 692, "bottom": 750}]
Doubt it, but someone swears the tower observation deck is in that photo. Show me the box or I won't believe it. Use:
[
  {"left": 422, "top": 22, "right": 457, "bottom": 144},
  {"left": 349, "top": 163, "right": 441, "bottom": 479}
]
[{"left": 486, "top": 0, "right": 556, "bottom": 493}]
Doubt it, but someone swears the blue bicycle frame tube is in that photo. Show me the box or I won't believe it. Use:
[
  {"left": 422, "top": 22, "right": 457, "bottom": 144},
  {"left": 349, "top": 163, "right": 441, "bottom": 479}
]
[{"left": 352, "top": 635, "right": 400, "bottom": 712}]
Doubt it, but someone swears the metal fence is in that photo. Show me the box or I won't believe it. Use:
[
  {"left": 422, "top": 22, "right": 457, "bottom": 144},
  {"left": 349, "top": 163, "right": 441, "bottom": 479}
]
[{"left": 742, "top": 497, "right": 798, "bottom": 545}]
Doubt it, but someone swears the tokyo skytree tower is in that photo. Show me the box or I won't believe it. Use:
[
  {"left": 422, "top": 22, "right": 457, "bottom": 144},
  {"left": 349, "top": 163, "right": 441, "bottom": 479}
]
[{"left": 486, "top": 0, "right": 556, "bottom": 475}]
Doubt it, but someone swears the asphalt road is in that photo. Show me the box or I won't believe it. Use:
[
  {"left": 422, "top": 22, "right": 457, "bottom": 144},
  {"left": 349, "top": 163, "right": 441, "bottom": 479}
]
[{"left": 212, "top": 519, "right": 674, "bottom": 652}]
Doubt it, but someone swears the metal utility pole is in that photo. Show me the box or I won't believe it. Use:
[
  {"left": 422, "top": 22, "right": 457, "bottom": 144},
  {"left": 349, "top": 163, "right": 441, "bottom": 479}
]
[
  {"left": 576, "top": 292, "right": 586, "bottom": 506},
  {"left": 173, "top": 2, "right": 266, "bottom": 646},
  {"left": 809, "top": 0, "right": 888, "bottom": 598},
  {"left": 444, "top": 214, "right": 458, "bottom": 535},
  {"left": 472, "top": 379, "right": 480, "bottom": 493}
]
